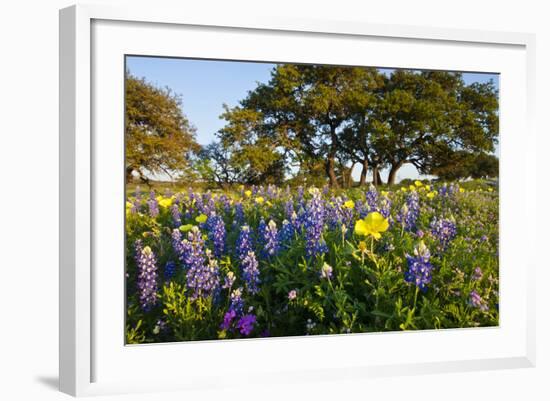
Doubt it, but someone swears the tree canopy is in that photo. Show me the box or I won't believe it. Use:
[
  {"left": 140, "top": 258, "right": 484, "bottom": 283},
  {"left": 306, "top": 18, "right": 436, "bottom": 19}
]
[
  {"left": 125, "top": 73, "right": 200, "bottom": 183},
  {"left": 126, "top": 65, "right": 499, "bottom": 187},
  {"left": 209, "top": 65, "right": 499, "bottom": 187}
]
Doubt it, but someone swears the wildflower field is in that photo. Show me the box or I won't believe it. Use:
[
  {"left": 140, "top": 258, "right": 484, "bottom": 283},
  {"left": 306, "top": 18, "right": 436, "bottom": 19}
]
[{"left": 125, "top": 181, "right": 498, "bottom": 343}]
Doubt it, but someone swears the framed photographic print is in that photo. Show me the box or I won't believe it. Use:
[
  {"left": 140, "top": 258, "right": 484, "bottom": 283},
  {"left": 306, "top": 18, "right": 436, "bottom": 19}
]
[{"left": 59, "top": 4, "right": 536, "bottom": 396}]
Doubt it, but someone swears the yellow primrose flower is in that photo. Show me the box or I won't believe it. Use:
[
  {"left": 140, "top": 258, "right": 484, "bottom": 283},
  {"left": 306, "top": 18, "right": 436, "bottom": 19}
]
[
  {"left": 358, "top": 241, "right": 368, "bottom": 253},
  {"left": 266, "top": 200, "right": 273, "bottom": 207},
  {"left": 158, "top": 197, "right": 173, "bottom": 208},
  {"left": 426, "top": 191, "right": 437, "bottom": 199},
  {"left": 195, "top": 214, "right": 208, "bottom": 224},
  {"left": 488, "top": 188, "right": 494, "bottom": 192},
  {"left": 414, "top": 180, "right": 423, "bottom": 187},
  {"left": 354, "top": 212, "right": 389, "bottom": 240},
  {"left": 126, "top": 201, "right": 133, "bottom": 209},
  {"left": 179, "top": 224, "right": 193, "bottom": 232},
  {"left": 381, "top": 190, "right": 389, "bottom": 197},
  {"left": 425, "top": 185, "right": 431, "bottom": 191},
  {"left": 255, "top": 196, "right": 264, "bottom": 204},
  {"left": 459, "top": 187, "right": 465, "bottom": 193},
  {"left": 409, "top": 185, "right": 416, "bottom": 191},
  {"left": 343, "top": 200, "right": 355, "bottom": 209},
  {"left": 244, "top": 190, "right": 252, "bottom": 197}
]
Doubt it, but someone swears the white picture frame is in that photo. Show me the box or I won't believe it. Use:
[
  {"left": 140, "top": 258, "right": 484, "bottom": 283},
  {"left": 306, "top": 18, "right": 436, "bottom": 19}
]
[{"left": 59, "top": 4, "right": 536, "bottom": 397}]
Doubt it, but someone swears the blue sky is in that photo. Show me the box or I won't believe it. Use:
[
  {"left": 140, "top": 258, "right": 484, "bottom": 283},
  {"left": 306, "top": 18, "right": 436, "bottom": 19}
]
[{"left": 126, "top": 56, "right": 499, "bottom": 182}]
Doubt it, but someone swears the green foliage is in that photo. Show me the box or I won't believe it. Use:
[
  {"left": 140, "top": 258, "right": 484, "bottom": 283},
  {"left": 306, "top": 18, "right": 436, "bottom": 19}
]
[
  {"left": 125, "top": 73, "right": 200, "bottom": 183},
  {"left": 125, "top": 182, "right": 499, "bottom": 343}
]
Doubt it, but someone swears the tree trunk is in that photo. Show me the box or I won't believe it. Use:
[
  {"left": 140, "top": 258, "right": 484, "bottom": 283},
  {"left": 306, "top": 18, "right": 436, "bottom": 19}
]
[
  {"left": 375, "top": 169, "right": 382, "bottom": 186},
  {"left": 372, "top": 165, "right": 380, "bottom": 186},
  {"left": 125, "top": 166, "right": 134, "bottom": 183},
  {"left": 387, "top": 161, "right": 404, "bottom": 186},
  {"left": 359, "top": 159, "right": 368, "bottom": 186},
  {"left": 325, "top": 156, "right": 340, "bottom": 189}
]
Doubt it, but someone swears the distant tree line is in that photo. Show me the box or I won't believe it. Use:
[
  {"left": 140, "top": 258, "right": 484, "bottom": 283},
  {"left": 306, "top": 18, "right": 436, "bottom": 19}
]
[{"left": 125, "top": 65, "right": 499, "bottom": 187}]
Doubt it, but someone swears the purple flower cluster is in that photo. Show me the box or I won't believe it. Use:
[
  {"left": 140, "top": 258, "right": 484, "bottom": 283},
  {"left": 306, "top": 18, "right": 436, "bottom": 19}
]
[
  {"left": 397, "top": 191, "right": 420, "bottom": 231},
  {"left": 235, "top": 225, "right": 254, "bottom": 261},
  {"left": 221, "top": 309, "right": 257, "bottom": 336},
  {"left": 472, "top": 266, "right": 483, "bottom": 281},
  {"left": 262, "top": 220, "right": 279, "bottom": 257},
  {"left": 229, "top": 287, "right": 244, "bottom": 314},
  {"left": 303, "top": 190, "right": 328, "bottom": 258},
  {"left": 147, "top": 192, "right": 159, "bottom": 218},
  {"left": 365, "top": 185, "right": 379, "bottom": 212},
  {"left": 438, "top": 183, "right": 459, "bottom": 197},
  {"left": 284, "top": 200, "right": 295, "bottom": 220},
  {"left": 430, "top": 217, "right": 457, "bottom": 249},
  {"left": 173, "top": 226, "right": 220, "bottom": 300},
  {"left": 170, "top": 203, "right": 181, "bottom": 227},
  {"left": 206, "top": 213, "right": 226, "bottom": 258},
  {"left": 134, "top": 240, "right": 158, "bottom": 311},
  {"left": 468, "top": 290, "right": 489, "bottom": 311},
  {"left": 241, "top": 251, "right": 260, "bottom": 294},
  {"left": 234, "top": 202, "right": 244, "bottom": 225},
  {"left": 164, "top": 261, "right": 176, "bottom": 281},
  {"left": 379, "top": 194, "right": 392, "bottom": 219},
  {"left": 404, "top": 241, "right": 434, "bottom": 292},
  {"left": 236, "top": 314, "right": 256, "bottom": 335},
  {"left": 279, "top": 219, "right": 295, "bottom": 245}
]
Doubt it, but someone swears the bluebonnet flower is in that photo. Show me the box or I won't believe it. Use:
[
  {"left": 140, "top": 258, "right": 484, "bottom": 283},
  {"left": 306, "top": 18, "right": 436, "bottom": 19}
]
[
  {"left": 396, "top": 191, "right": 420, "bottom": 231},
  {"left": 284, "top": 200, "right": 294, "bottom": 220},
  {"left": 365, "top": 185, "right": 378, "bottom": 212},
  {"left": 134, "top": 240, "right": 158, "bottom": 311},
  {"left": 431, "top": 217, "right": 457, "bottom": 249},
  {"left": 206, "top": 213, "right": 226, "bottom": 258},
  {"left": 296, "top": 186, "right": 304, "bottom": 204},
  {"left": 472, "top": 266, "right": 483, "bottom": 281},
  {"left": 236, "top": 314, "right": 256, "bottom": 336},
  {"left": 379, "top": 194, "right": 392, "bottom": 219},
  {"left": 223, "top": 271, "right": 236, "bottom": 289},
  {"left": 164, "top": 261, "right": 176, "bottom": 281},
  {"left": 171, "top": 229, "right": 189, "bottom": 264},
  {"left": 325, "top": 197, "right": 342, "bottom": 230},
  {"left": 303, "top": 189, "right": 328, "bottom": 258},
  {"left": 235, "top": 225, "right": 254, "bottom": 261},
  {"left": 130, "top": 198, "right": 141, "bottom": 214},
  {"left": 241, "top": 251, "right": 260, "bottom": 294},
  {"left": 438, "top": 183, "right": 459, "bottom": 197},
  {"left": 147, "top": 192, "right": 159, "bottom": 218},
  {"left": 355, "top": 199, "right": 368, "bottom": 218},
  {"left": 320, "top": 262, "right": 333, "bottom": 280},
  {"left": 234, "top": 202, "right": 244, "bottom": 225},
  {"left": 170, "top": 204, "right": 181, "bottom": 227},
  {"left": 279, "top": 219, "right": 295, "bottom": 245},
  {"left": 229, "top": 287, "right": 244, "bottom": 314},
  {"left": 174, "top": 226, "right": 220, "bottom": 300},
  {"left": 257, "top": 219, "right": 267, "bottom": 248},
  {"left": 468, "top": 290, "right": 488, "bottom": 311},
  {"left": 262, "top": 220, "right": 279, "bottom": 257},
  {"left": 404, "top": 241, "right": 434, "bottom": 292}
]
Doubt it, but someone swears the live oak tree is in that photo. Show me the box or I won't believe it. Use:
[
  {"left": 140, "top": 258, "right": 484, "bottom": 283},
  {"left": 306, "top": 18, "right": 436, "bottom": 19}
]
[
  {"left": 125, "top": 73, "right": 200, "bottom": 184},
  {"left": 211, "top": 66, "right": 499, "bottom": 187},
  {"left": 371, "top": 71, "right": 499, "bottom": 185}
]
